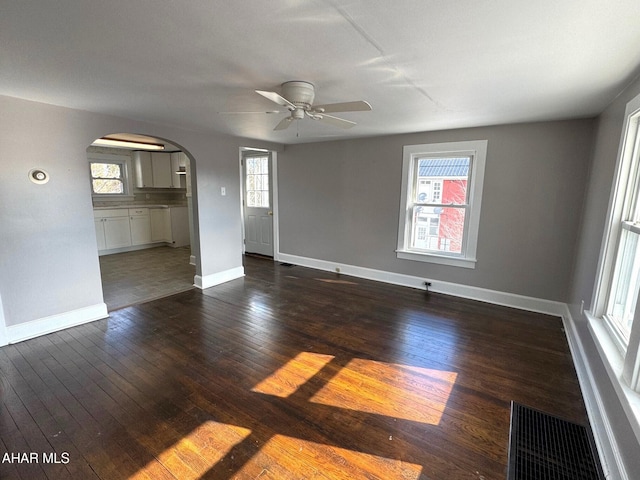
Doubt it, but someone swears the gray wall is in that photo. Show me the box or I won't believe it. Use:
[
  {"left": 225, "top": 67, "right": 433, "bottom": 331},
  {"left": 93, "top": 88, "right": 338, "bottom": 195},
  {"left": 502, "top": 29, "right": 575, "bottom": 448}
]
[
  {"left": 567, "top": 75, "right": 640, "bottom": 473},
  {"left": 279, "top": 119, "right": 595, "bottom": 302},
  {"left": 0, "top": 95, "right": 280, "bottom": 328}
]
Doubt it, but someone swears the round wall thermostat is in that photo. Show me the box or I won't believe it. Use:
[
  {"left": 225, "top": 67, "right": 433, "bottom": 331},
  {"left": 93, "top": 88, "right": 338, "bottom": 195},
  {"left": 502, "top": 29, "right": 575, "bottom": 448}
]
[{"left": 29, "top": 169, "right": 50, "bottom": 185}]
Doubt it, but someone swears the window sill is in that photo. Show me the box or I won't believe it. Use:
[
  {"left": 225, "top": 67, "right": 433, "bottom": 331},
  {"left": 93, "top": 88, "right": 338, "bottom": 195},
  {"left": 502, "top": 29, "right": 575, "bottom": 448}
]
[
  {"left": 586, "top": 311, "right": 640, "bottom": 440},
  {"left": 395, "top": 249, "right": 476, "bottom": 269}
]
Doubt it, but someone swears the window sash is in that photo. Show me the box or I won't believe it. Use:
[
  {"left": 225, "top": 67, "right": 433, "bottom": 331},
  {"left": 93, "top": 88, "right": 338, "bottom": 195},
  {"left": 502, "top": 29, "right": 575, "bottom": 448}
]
[
  {"left": 605, "top": 225, "right": 640, "bottom": 340},
  {"left": 407, "top": 155, "right": 472, "bottom": 256}
]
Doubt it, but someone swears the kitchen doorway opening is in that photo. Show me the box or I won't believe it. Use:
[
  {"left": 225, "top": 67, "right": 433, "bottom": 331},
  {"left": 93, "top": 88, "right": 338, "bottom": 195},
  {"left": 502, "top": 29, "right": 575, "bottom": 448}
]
[{"left": 88, "top": 133, "right": 198, "bottom": 311}]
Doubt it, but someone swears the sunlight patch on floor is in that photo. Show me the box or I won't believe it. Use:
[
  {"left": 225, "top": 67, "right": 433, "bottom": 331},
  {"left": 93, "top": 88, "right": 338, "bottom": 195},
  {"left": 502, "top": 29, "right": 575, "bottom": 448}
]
[
  {"left": 129, "top": 421, "right": 251, "bottom": 480},
  {"left": 234, "top": 434, "right": 424, "bottom": 479},
  {"left": 251, "top": 351, "right": 335, "bottom": 398},
  {"left": 311, "top": 359, "right": 457, "bottom": 425}
]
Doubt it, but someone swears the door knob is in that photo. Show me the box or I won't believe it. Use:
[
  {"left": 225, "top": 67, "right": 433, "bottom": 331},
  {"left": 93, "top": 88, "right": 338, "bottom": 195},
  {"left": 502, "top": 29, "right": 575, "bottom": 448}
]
[{"left": 268, "top": 211, "right": 273, "bottom": 216}]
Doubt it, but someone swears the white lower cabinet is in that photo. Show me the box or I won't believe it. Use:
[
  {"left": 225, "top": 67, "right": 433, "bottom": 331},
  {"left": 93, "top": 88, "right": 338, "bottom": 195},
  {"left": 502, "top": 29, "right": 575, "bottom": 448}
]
[
  {"left": 129, "top": 208, "right": 151, "bottom": 245},
  {"left": 95, "top": 206, "right": 190, "bottom": 254},
  {"left": 94, "top": 209, "right": 132, "bottom": 250},
  {"left": 169, "top": 207, "right": 190, "bottom": 247},
  {"left": 94, "top": 218, "right": 107, "bottom": 251},
  {"left": 150, "top": 208, "right": 171, "bottom": 242},
  {"left": 104, "top": 217, "right": 133, "bottom": 249}
]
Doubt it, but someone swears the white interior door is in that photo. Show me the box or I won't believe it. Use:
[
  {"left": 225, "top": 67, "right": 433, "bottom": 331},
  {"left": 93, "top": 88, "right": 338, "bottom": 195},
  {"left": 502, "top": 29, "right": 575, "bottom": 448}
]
[{"left": 243, "top": 153, "right": 274, "bottom": 256}]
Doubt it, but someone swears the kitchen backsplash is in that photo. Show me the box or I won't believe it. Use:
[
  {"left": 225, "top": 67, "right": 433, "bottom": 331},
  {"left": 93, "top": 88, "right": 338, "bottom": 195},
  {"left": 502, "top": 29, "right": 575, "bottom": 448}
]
[{"left": 93, "top": 191, "right": 188, "bottom": 208}]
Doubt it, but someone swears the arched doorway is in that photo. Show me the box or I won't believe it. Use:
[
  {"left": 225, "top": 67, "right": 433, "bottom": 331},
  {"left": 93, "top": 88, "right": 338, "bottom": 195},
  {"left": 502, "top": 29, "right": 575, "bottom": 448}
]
[{"left": 88, "top": 133, "right": 198, "bottom": 311}]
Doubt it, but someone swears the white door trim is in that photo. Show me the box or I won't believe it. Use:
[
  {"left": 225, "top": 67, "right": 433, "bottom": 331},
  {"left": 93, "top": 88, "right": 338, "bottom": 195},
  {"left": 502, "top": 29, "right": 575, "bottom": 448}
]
[
  {"left": 0, "top": 293, "right": 8, "bottom": 347},
  {"left": 240, "top": 149, "right": 278, "bottom": 258}
]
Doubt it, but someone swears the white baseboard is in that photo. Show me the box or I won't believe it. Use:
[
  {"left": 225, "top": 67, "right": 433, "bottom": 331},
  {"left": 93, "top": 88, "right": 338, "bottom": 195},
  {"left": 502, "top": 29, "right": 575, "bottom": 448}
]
[
  {"left": 561, "top": 306, "right": 630, "bottom": 480},
  {"left": 277, "top": 253, "right": 566, "bottom": 317},
  {"left": 194, "top": 266, "right": 245, "bottom": 290},
  {"left": 190, "top": 255, "right": 196, "bottom": 266},
  {"left": 5, "top": 303, "right": 108, "bottom": 345}
]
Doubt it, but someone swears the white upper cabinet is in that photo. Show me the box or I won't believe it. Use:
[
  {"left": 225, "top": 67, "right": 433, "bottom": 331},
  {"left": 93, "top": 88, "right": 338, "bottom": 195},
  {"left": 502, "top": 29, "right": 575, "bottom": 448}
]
[
  {"left": 151, "top": 152, "right": 172, "bottom": 188},
  {"left": 133, "top": 151, "right": 153, "bottom": 188},
  {"left": 133, "top": 151, "right": 186, "bottom": 189},
  {"left": 171, "top": 152, "right": 188, "bottom": 189}
]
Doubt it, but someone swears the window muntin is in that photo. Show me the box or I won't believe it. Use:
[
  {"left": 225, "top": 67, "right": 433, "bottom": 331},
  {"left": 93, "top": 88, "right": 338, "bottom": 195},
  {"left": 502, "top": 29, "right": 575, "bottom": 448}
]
[
  {"left": 397, "top": 141, "right": 486, "bottom": 268},
  {"left": 246, "top": 156, "right": 270, "bottom": 208}
]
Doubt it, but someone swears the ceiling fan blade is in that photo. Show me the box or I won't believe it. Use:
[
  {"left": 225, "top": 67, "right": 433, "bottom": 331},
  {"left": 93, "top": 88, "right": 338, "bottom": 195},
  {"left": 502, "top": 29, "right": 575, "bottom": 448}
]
[
  {"left": 256, "top": 90, "right": 297, "bottom": 110},
  {"left": 311, "top": 100, "right": 372, "bottom": 113},
  {"left": 317, "top": 114, "right": 356, "bottom": 129},
  {"left": 274, "top": 116, "right": 294, "bottom": 131},
  {"left": 218, "top": 110, "right": 281, "bottom": 114}
]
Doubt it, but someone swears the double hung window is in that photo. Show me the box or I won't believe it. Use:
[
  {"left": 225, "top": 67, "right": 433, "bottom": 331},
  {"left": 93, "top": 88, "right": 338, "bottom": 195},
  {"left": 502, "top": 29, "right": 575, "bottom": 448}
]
[
  {"left": 593, "top": 92, "right": 640, "bottom": 392},
  {"left": 88, "top": 152, "right": 134, "bottom": 201},
  {"left": 396, "top": 140, "right": 487, "bottom": 269},
  {"left": 90, "top": 162, "right": 125, "bottom": 195}
]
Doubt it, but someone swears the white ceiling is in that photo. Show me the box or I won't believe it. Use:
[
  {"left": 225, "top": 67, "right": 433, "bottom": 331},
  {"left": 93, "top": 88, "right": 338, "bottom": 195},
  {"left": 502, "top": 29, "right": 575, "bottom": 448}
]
[{"left": 2, "top": 0, "right": 639, "bottom": 145}]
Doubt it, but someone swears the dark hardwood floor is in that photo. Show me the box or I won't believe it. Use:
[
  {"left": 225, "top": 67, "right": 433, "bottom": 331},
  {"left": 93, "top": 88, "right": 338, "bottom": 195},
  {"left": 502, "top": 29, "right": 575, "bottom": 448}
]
[{"left": 0, "top": 256, "right": 587, "bottom": 479}]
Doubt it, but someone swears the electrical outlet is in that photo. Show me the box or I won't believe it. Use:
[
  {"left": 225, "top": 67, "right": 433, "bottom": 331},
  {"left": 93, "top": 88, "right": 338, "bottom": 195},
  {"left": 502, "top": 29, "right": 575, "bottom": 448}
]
[{"left": 335, "top": 267, "right": 341, "bottom": 273}]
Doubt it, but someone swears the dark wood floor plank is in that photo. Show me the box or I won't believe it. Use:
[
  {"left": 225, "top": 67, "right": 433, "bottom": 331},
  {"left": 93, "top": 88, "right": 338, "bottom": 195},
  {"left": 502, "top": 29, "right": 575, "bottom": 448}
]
[{"left": 0, "top": 256, "right": 589, "bottom": 479}]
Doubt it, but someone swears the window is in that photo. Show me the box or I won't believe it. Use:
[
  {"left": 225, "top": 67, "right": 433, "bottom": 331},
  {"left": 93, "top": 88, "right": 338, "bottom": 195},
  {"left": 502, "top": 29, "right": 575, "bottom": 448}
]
[
  {"left": 88, "top": 152, "right": 134, "bottom": 201},
  {"left": 90, "top": 162, "right": 124, "bottom": 194},
  {"left": 396, "top": 140, "right": 487, "bottom": 269},
  {"left": 592, "top": 92, "right": 640, "bottom": 392},
  {"left": 245, "top": 155, "right": 270, "bottom": 208}
]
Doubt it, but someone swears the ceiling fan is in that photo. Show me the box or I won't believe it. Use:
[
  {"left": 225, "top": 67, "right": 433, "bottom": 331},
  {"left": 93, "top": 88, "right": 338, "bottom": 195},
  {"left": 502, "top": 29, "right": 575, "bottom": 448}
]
[{"left": 230, "top": 81, "right": 372, "bottom": 131}]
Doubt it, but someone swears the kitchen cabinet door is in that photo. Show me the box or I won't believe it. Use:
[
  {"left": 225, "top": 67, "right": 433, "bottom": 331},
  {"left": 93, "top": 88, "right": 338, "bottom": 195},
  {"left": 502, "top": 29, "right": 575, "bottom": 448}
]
[
  {"left": 130, "top": 214, "right": 151, "bottom": 245},
  {"left": 133, "top": 151, "right": 153, "bottom": 188},
  {"left": 150, "top": 208, "right": 171, "bottom": 242},
  {"left": 104, "top": 217, "right": 132, "bottom": 249},
  {"left": 94, "top": 218, "right": 107, "bottom": 251},
  {"left": 169, "top": 207, "right": 190, "bottom": 247},
  {"left": 151, "top": 152, "right": 172, "bottom": 188}
]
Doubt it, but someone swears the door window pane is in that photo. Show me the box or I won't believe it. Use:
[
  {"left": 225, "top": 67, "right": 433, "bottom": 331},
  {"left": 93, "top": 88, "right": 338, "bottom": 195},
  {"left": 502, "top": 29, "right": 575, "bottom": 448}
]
[{"left": 246, "top": 156, "right": 269, "bottom": 208}]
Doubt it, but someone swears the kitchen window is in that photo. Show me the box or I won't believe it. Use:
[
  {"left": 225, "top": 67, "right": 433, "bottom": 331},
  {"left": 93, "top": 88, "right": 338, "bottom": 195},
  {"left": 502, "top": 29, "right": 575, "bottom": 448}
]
[
  {"left": 396, "top": 140, "right": 487, "bottom": 269},
  {"left": 90, "top": 162, "right": 125, "bottom": 194},
  {"left": 88, "top": 153, "right": 134, "bottom": 201}
]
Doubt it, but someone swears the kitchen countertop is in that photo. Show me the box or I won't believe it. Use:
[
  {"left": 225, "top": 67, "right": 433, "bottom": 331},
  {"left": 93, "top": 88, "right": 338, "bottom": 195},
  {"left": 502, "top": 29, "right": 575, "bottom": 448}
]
[{"left": 93, "top": 204, "right": 187, "bottom": 210}]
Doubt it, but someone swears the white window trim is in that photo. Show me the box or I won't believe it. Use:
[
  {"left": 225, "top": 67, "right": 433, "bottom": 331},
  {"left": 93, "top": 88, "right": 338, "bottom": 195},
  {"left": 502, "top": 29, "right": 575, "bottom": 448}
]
[
  {"left": 88, "top": 152, "right": 134, "bottom": 202},
  {"left": 396, "top": 140, "right": 487, "bottom": 269},
  {"left": 591, "top": 92, "right": 640, "bottom": 396}
]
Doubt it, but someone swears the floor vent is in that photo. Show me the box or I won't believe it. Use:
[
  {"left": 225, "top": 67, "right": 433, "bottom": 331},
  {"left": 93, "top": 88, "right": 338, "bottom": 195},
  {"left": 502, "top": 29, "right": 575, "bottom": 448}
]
[{"left": 507, "top": 402, "right": 604, "bottom": 480}]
